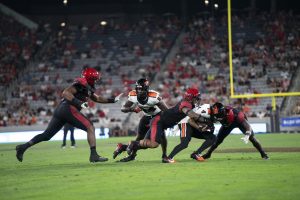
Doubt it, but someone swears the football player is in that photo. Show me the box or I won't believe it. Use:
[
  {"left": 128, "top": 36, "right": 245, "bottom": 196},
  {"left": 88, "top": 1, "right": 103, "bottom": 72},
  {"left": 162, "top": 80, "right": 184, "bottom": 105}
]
[
  {"left": 124, "top": 88, "right": 208, "bottom": 162},
  {"left": 16, "top": 68, "right": 123, "bottom": 163},
  {"left": 200, "top": 102, "right": 269, "bottom": 160},
  {"left": 113, "top": 78, "right": 168, "bottom": 162},
  {"left": 165, "top": 104, "right": 216, "bottom": 163}
]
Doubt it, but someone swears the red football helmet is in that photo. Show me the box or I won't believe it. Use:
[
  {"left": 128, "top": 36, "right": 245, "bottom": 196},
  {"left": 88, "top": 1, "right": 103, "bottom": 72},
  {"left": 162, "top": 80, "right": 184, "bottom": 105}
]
[
  {"left": 81, "top": 68, "right": 101, "bottom": 86},
  {"left": 183, "top": 88, "right": 201, "bottom": 102}
]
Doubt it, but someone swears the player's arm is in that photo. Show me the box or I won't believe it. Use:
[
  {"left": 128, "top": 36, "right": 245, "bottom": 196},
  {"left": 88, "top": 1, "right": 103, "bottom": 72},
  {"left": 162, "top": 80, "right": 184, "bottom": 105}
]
[
  {"left": 156, "top": 97, "right": 168, "bottom": 111},
  {"left": 182, "top": 107, "right": 210, "bottom": 123},
  {"left": 62, "top": 85, "right": 77, "bottom": 101},
  {"left": 188, "top": 118, "right": 214, "bottom": 132},
  {"left": 241, "top": 120, "right": 252, "bottom": 135},
  {"left": 62, "top": 85, "right": 89, "bottom": 109},
  {"left": 188, "top": 118, "right": 201, "bottom": 130},
  {"left": 121, "top": 100, "right": 139, "bottom": 113},
  {"left": 240, "top": 117, "right": 253, "bottom": 144},
  {"left": 90, "top": 93, "right": 123, "bottom": 104}
]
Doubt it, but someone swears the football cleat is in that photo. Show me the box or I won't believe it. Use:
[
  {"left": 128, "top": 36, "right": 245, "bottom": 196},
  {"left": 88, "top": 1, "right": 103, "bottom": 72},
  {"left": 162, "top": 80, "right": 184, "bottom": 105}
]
[
  {"left": 262, "top": 154, "right": 269, "bottom": 160},
  {"left": 201, "top": 153, "right": 211, "bottom": 159},
  {"left": 190, "top": 152, "right": 205, "bottom": 162},
  {"left": 119, "top": 154, "right": 136, "bottom": 162},
  {"left": 162, "top": 157, "right": 176, "bottom": 163},
  {"left": 113, "top": 143, "right": 126, "bottom": 159},
  {"left": 16, "top": 144, "right": 26, "bottom": 162},
  {"left": 126, "top": 141, "right": 138, "bottom": 155},
  {"left": 89, "top": 154, "right": 108, "bottom": 163}
]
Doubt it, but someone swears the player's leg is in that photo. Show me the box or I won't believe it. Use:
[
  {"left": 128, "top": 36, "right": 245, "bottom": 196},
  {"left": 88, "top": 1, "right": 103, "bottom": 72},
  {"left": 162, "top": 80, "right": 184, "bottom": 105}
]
[
  {"left": 239, "top": 121, "right": 269, "bottom": 159},
  {"left": 67, "top": 105, "right": 108, "bottom": 162},
  {"left": 167, "top": 123, "right": 192, "bottom": 161},
  {"left": 70, "top": 127, "right": 75, "bottom": 147},
  {"left": 191, "top": 129, "right": 216, "bottom": 160},
  {"left": 121, "top": 116, "right": 163, "bottom": 162},
  {"left": 113, "top": 116, "right": 150, "bottom": 159},
  {"left": 16, "top": 115, "right": 65, "bottom": 162},
  {"left": 136, "top": 115, "right": 162, "bottom": 149},
  {"left": 62, "top": 126, "right": 68, "bottom": 148},
  {"left": 160, "top": 132, "right": 168, "bottom": 159},
  {"left": 201, "top": 125, "right": 233, "bottom": 159}
]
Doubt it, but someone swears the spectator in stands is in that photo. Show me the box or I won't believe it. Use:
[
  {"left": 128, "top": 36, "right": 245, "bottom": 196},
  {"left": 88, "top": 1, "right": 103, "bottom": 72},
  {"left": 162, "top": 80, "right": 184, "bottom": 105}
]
[{"left": 61, "top": 123, "right": 76, "bottom": 148}]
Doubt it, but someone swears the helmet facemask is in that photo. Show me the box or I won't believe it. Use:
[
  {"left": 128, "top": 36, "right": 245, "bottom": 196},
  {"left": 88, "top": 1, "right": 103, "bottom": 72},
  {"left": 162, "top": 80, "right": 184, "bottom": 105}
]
[
  {"left": 136, "top": 78, "right": 149, "bottom": 104},
  {"left": 212, "top": 103, "right": 225, "bottom": 120}
]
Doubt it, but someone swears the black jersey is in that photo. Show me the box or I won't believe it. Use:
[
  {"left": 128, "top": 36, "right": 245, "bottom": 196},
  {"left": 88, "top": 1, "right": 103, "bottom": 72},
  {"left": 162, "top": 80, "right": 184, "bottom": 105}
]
[
  {"left": 62, "top": 77, "right": 94, "bottom": 109},
  {"left": 160, "top": 100, "right": 193, "bottom": 128}
]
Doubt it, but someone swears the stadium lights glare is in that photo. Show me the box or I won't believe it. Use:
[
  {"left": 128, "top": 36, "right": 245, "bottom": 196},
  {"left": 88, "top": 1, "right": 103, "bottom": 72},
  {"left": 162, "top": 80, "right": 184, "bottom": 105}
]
[
  {"left": 63, "top": 0, "right": 68, "bottom": 6},
  {"left": 214, "top": 3, "right": 219, "bottom": 9},
  {"left": 204, "top": 0, "right": 209, "bottom": 5},
  {"left": 100, "top": 21, "right": 107, "bottom": 26},
  {"left": 60, "top": 22, "right": 66, "bottom": 27}
]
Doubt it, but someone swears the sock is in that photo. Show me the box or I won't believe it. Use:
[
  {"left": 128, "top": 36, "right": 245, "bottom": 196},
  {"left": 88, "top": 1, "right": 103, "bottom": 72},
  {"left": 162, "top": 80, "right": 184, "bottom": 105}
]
[{"left": 90, "top": 146, "right": 97, "bottom": 156}]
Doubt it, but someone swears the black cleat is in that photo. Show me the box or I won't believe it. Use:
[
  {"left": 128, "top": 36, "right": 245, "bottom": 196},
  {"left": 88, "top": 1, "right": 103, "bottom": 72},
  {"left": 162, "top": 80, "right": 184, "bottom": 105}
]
[
  {"left": 89, "top": 154, "right": 108, "bottom": 163},
  {"left": 113, "top": 143, "right": 126, "bottom": 159},
  {"left": 119, "top": 154, "right": 136, "bottom": 162},
  {"left": 162, "top": 157, "right": 175, "bottom": 163},
  {"left": 190, "top": 152, "right": 205, "bottom": 162},
  {"left": 201, "top": 153, "right": 211, "bottom": 159},
  {"left": 16, "top": 145, "right": 26, "bottom": 162},
  {"left": 262, "top": 154, "right": 269, "bottom": 160}
]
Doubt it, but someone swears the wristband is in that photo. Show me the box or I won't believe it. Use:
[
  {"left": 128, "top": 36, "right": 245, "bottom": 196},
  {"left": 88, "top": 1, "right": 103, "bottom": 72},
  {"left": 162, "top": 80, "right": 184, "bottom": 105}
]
[{"left": 107, "top": 98, "right": 115, "bottom": 103}]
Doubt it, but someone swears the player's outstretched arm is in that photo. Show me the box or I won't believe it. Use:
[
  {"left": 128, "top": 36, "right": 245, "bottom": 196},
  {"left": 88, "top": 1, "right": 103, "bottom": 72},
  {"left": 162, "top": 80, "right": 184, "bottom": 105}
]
[{"left": 90, "top": 93, "right": 123, "bottom": 104}]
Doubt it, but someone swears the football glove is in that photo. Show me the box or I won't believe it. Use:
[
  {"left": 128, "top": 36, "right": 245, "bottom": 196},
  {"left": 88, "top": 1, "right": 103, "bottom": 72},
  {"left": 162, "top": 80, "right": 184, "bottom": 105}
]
[
  {"left": 241, "top": 135, "right": 250, "bottom": 144},
  {"left": 114, "top": 93, "right": 123, "bottom": 102},
  {"left": 81, "top": 102, "right": 89, "bottom": 109},
  {"left": 133, "top": 107, "right": 142, "bottom": 113}
]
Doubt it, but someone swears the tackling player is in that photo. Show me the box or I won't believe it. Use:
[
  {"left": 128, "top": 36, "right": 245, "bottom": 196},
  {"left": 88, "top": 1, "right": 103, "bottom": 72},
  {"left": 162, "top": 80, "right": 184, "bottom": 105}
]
[
  {"left": 200, "top": 102, "right": 269, "bottom": 160},
  {"left": 124, "top": 88, "right": 208, "bottom": 162},
  {"left": 165, "top": 104, "right": 216, "bottom": 163},
  {"left": 16, "top": 68, "right": 123, "bottom": 163},
  {"left": 113, "top": 78, "right": 169, "bottom": 162}
]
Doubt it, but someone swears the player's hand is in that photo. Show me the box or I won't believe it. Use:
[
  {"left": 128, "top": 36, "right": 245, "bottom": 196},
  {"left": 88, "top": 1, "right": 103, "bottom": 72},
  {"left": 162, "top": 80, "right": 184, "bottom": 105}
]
[
  {"left": 114, "top": 93, "right": 123, "bottom": 102},
  {"left": 133, "top": 107, "right": 142, "bottom": 113},
  {"left": 241, "top": 135, "right": 250, "bottom": 144},
  {"left": 81, "top": 102, "right": 89, "bottom": 109}
]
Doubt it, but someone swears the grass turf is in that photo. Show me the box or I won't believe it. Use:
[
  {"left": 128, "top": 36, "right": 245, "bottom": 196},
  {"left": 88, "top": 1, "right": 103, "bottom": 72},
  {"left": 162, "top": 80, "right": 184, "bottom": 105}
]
[{"left": 0, "top": 133, "right": 300, "bottom": 200}]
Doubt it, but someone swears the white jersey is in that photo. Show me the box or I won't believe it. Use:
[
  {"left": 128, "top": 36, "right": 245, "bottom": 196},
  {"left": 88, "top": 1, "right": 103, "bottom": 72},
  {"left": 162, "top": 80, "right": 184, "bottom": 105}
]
[
  {"left": 127, "top": 89, "right": 161, "bottom": 116},
  {"left": 178, "top": 104, "right": 211, "bottom": 124}
]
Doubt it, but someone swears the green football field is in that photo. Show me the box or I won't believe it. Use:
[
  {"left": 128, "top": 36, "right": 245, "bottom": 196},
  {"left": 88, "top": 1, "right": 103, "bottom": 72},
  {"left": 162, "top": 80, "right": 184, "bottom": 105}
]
[{"left": 1, "top": 133, "right": 300, "bottom": 200}]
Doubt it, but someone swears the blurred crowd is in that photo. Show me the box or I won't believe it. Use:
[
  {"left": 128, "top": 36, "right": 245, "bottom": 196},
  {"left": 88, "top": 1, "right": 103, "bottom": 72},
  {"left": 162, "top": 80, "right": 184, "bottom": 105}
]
[
  {"left": 0, "top": 11, "right": 299, "bottom": 128},
  {"left": 156, "top": 11, "right": 299, "bottom": 118}
]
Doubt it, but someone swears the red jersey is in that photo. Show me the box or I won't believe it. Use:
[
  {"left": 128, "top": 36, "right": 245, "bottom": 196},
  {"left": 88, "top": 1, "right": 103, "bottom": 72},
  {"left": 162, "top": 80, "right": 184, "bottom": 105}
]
[{"left": 219, "top": 106, "right": 246, "bottom": 127}]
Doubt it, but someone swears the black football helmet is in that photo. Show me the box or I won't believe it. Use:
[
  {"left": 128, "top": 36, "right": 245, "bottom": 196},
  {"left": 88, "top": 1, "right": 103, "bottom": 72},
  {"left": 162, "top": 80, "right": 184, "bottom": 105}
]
[
  {"left": 135, "top": 78, "right": 149, "bottom": 104},
  {"left": 212, "top": 102, "right": 225, "bottom": 119}
]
